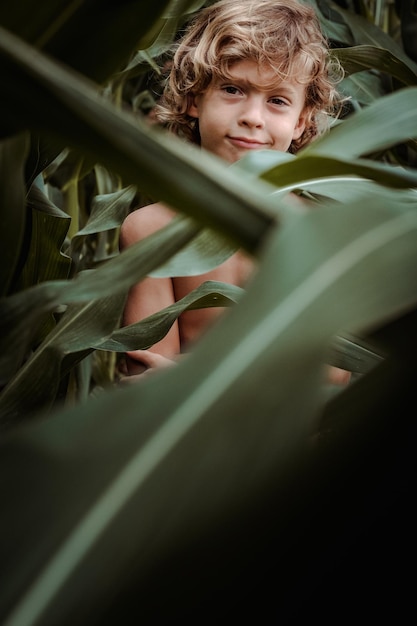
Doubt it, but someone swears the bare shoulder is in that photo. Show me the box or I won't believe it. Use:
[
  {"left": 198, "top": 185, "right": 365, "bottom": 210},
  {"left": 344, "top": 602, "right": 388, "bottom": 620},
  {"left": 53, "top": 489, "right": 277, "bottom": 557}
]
[{"left": 120, "top": 202, "right": 177, "bottom": 249}]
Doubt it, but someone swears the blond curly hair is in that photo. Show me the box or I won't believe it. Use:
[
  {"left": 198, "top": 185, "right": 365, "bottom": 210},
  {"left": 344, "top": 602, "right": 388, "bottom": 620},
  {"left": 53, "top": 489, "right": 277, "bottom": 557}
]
[{"left": 154, "top": 0, "right": 344, "bottom": 153}]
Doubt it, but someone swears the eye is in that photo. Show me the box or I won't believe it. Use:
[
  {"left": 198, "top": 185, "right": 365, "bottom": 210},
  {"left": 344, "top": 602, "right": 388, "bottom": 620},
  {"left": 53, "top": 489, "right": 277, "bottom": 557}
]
[
  {"left": 222, "top": 84, "right": 242, "bottom": 95},
  {"left": 269, "top": 96, "right": 287, "bottom": 106}
]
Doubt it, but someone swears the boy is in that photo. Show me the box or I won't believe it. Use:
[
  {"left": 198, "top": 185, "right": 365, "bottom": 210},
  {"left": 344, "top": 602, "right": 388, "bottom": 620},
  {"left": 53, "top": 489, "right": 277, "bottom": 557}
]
[{"left": 120, "top": 0, "right": 348, "bottom": 381}]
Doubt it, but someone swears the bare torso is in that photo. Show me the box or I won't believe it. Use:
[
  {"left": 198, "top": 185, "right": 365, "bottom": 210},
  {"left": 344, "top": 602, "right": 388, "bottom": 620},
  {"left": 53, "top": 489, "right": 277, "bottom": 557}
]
[
  {"left": 120, "top": 201, "right": 351, "bottom": 386},
  {"left": 173, "top": 248, "right": 254, "bottom": 350},
  {"left": 120, "top": 202, "right": 254, "bottom": 361}
]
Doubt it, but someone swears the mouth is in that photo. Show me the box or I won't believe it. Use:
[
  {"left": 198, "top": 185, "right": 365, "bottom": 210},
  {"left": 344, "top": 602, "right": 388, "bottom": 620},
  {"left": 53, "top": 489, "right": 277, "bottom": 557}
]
[{"left": 228, "top": 136, "right": 267, "bottom": 149}]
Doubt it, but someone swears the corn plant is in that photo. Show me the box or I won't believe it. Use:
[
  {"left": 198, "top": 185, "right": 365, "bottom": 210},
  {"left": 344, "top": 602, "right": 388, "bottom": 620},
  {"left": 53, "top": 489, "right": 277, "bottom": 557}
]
[{"left": 0, "top": 0, "right": 416, "bottom": 623}]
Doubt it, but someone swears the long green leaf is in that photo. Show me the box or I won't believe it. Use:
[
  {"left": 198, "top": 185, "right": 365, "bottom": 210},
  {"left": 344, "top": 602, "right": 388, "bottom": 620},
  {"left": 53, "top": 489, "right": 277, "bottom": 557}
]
[
  {"left": 17, "top": 184, "right": 72, "bottom": 289},
  {"left": 0, "top": 26, "right": 276, "bottom": 251},
  {"left": 149, "top": 228, "right": 238, "bottom": 277},
  {"left": 261, "top": 154, "right": 417, "bottom": 190},
  {"left": 274, "top": 176, "right": 417, "bottom": 205},
  {"left": 0, "top": 217, "right": 201, "bottom": 385},
  {"left": 301, "top": 87, "right": 417, "bottom": 159},
  {"left": 96, "top": 280, "right": 244, "bottom": 351},
  {"left": 0, "top": 281, "right": 242, "bottom": 423},
  {"left": 333, "top": 45, "right": 417, "bottom": 85},
  {"left": 327, "top": 0, "right": 417, "bottom": 73},
  {"left": 73, "top": 185, "right": 137, "bottom": 237},
  {"left": 0, "top": 133, "right": 29, "bottom": 296},
  {"left": 1, "top": 194, "right": 416, "bottom": 624},
  {"left": 0, "top": 292, "right": 126, "bottom": 426},
  {"left": 339, "top": 71, "right": 385, "bottom": 106},
  {"left": 0, "top": 0, "right": 174, "bottom": 83},
  {"left": 97, "top": 280, "right": 381, "bottom": 375}
]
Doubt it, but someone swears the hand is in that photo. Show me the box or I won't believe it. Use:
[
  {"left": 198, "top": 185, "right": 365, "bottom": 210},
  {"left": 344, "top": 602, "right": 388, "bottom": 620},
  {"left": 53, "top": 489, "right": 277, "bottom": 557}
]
[
  {"left": 119, "top": 350, "right": 178, "bottom": 384},
  {"left": 326, "top": 365, "right": 351, "bottom": 386}
]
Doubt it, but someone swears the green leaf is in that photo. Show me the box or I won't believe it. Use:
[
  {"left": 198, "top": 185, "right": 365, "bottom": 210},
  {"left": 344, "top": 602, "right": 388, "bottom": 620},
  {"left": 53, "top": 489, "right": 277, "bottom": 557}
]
[
  {"left": 269, "top": 175, "right": 417, "bottom": 205},
  {"left": 0, "top": 132, "right": 29, "bottom": 296},
  {"left": 73, "top": 185, "right": 137, "bottom": 237},
  {"left": 96, "top": 280, "right": 244, "bottom": 351},
  {"left": 130, "top": 0, "right": 204, "bottom": 53},
  {"left": 149, "top": 228, "right": 238, "bottom": 277},
  {"left": 326, "top": 1, "right": 417, "bottom": 73},
  {"left": 0, "top": 291, "right": 126, "bottom": 426},
  {"left": 17, "top": 184, "right": 72, "bottom": 288},
  {"left": 0, "top": 0, "right": 174, "bottom": 84},
  {"left": 261, "top": 154, "right": 417, "bottom": 190},
  {"left": 232, "top": 150, "right": 295, "bottom": 178},
  {"left": 301, "top": 87, "right": 417, "bottom": 159},
  {"left": 339, "top": 71, "right": 386, "bottom": 106},
  {"left": 333, "top": 45, "right": 417, "bottom": 86},
  {"left": 0, "top": 216, "right": 201, "bottom": 385},
  {"left": 327, "top": 333, "right": 384, "bottom": 374},
  {"left": 10, "top": 184, "right": 72, "bottom": 344},
  {"left": 0, "top": 26, "right": 275, "bottom": 251},
  {"left": 312, "top": 0, "right": 355, "bottom": 46},
  {"left": 1, "top": 194, "right": 416, "bottom": 623}
]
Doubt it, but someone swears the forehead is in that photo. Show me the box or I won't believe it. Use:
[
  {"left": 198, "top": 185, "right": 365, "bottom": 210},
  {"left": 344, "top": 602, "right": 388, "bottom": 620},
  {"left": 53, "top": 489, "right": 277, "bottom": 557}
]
[{"left": 221, "top": 59, "right": 308, "bottom": 90}]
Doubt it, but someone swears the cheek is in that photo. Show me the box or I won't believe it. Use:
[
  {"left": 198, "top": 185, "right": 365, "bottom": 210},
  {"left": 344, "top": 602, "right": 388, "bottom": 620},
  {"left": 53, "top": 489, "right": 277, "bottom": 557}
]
[{"left": 197, "top": 108, "right": 221, "bottom": 139}]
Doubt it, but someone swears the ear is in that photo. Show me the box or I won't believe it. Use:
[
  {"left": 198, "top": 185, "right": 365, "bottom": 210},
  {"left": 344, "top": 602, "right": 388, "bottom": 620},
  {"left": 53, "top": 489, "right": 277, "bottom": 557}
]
[
  {"left": 292, "top": 110, "right": 308, "bottom": 141},
  {"left": 187, "top": 94, "right": 200, "bottom": 118}
]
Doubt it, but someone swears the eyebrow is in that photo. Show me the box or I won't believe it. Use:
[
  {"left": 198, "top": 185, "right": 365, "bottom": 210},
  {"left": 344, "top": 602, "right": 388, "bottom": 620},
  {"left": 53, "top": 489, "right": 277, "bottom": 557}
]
[
  {"left": 220, "top": 76, "right": 299, "bottom": 95},
  {"left": 224, "top": 78, "right": 297, "bottom": 98}
]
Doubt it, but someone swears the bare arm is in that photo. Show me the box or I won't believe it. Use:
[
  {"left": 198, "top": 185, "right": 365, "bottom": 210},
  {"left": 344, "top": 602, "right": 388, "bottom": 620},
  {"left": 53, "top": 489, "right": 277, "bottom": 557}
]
[
  {"left": 120, "top": 200, "right": 351, "bottom": 386},
  {"left": 120, "top": 202, "right": 254, "bottom": 377},
  {"left": 120, "top": 203, "right": 180, "bottom": 374}
]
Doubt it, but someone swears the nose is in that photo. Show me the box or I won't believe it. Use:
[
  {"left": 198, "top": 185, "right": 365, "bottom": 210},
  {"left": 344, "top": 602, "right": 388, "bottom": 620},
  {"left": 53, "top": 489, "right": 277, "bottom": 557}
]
[{"left": 238, "top": 96, "right": 265, "bottom": 128}]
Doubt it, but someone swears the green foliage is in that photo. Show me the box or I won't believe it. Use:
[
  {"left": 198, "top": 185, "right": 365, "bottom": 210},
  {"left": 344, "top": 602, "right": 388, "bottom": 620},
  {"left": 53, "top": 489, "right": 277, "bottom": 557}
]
[{"left": 0, "top": 1, "right": 416, "bottom": 623}]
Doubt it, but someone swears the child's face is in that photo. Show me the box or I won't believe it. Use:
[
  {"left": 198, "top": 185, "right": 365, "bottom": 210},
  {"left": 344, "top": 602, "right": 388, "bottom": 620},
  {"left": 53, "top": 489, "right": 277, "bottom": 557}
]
[{"left": 188, "top": 59, "right": 308, "bottom": 163}]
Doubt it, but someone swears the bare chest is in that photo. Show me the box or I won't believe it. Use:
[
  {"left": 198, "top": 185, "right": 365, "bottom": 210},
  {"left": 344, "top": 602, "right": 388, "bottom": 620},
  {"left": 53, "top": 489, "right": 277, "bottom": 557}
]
[{"left": 173, "top": 249, "right": 254, "bottom": 349}]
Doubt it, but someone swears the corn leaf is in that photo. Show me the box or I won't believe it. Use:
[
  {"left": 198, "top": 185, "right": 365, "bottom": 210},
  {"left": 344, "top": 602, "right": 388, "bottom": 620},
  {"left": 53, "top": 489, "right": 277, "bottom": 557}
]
[{"left": 1, "top": 194, "right": 416, "bottom": 624}]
